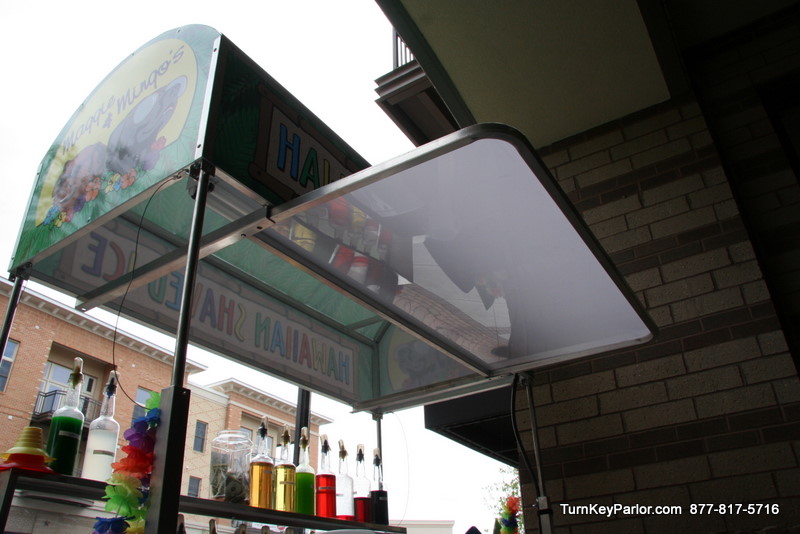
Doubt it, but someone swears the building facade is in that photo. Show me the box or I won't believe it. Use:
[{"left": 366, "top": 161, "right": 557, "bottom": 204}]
[{"left": 0, "top": 278, "right": 330, "bottom": 532}]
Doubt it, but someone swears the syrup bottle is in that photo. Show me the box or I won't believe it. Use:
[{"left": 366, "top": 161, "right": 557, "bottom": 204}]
[
  {"left": 353, "top": 444, "right": 372, "bottom": 522},
  {"left": 249, "top": 418, "right": 274, "bottom": 508},
  {"left": 315, "top": 434, "right": 336, "bottom": 518},
  {"left": 274, "top": 426, "right": 296, "bottom": 512},
  {"left": 335, "top": 440, "right": 355, "bottom": 520},
  {"left": 81, "top": 372, "right": 120, "bottom": 481},
  {"left": 370, "top": 448, "right": 389, "bottom": 525},
  {"left": 46, "top": 357, "right": 85, "bottom": 475},
  {"left": 295, "top": 427, "right": 315, "bottom": 514}
]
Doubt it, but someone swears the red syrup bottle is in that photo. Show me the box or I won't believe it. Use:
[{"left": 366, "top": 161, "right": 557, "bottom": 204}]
[
  {"left": 353, "top": 444, "right": 372, "bottom": 522},
  {"left": 315, "top": 434, "right": 336, "bottom": 518}
]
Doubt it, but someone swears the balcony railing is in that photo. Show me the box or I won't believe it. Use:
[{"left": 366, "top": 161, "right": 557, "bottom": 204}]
[
  {"left": 32, "top": 390, "right": 102, "bottom": 424},
  {"left": 393, "top": 29, "right": 415, "bottom": 69}
]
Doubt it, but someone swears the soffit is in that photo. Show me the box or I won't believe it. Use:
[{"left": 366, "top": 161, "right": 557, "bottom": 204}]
[{"left": 397, "top": 0, "right": 671, "bottom": 147}]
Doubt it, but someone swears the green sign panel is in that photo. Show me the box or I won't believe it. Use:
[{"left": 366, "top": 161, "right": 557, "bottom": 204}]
[
  {"left": 9, "top": 25, "right": 398, "bottom": 409},
  {"left": 12, "top": 25, "right": 369, "bottom": 273},
  {"left": 206, "top": 37, "right": 369, "bottom": 206},
  {"left": 13, "top": 25, "right": 220, "bottom": 270}
]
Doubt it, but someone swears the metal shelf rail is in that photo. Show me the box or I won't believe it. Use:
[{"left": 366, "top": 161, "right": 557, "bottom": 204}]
[{"left": 0, "top": 468, "right": 405, "bottom": 533}]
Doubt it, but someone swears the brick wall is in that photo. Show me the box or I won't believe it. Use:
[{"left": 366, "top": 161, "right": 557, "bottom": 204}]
[
  {"left": 517, "top": 83, "right": 800, "bottom": 530},
  {"left": 0, "top": 288, "right": 176, "bottom": 456}
]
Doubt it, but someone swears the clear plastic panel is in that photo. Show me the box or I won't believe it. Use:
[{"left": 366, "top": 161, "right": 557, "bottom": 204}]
[{"left": 265, "top": 132, "right": 653, "bottom": 374}]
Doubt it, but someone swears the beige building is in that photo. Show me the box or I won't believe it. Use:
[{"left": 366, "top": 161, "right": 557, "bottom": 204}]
[{"left": 184, "top": 378, "right": 330, "bottom": 500}]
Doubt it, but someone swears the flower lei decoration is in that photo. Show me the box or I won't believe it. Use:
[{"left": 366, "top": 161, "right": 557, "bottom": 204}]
[
  {"left": 499, "top": 495, "right": 521, "bottom": 534},
  {"left": 92, "top": 391, "right": 161, "bottom": 534}
]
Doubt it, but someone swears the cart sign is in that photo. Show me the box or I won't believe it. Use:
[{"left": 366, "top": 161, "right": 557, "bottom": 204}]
[
  {"left": 13, "top": 25, "right": 219, "bottom": 269},
  {"left": 62, "top": 223, "right": 367, "bottom": 401},
  {"left": 10, "top": 27, "right": 654, "bottom": 413},
  {"left": 11, "top": 24, "right": 368, "bottom": 272},
  {"left": 206, "top": 38, "right": 368, "bottom": 205},
  {"left": 10, "top": 25, "right": 375, "bottom": 406}
]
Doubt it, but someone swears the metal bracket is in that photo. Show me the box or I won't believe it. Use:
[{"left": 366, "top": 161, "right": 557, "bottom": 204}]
[
  {"left": 187, "top": 160, "right": 216, "bottom": 199},
  {"left": 10, "top": 262, "right": 32, "bottom": 282}
]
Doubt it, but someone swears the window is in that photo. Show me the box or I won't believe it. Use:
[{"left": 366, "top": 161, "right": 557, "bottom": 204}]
[
  {"left": 187, "top": 476, "right": 201, "bottom": 497},
  {"left": 84, "top": 375, "right": 96, "bottom": 395},
  {"left": 0, "top": 340, "right": 19, "bottom": 392},
  {"left": 131, "top": 387, "right": 153, "bottom": 424},
  {"left": 38, "top": 361, "right": 98, "bottom": 414},
  {"left": 193, "top": 421, "right": 208, "bottom": 452},
  {"left": 240, "top": 413, "right": 262, "bottom": 448},
  {"left": 40, "top": 361, "right": 98, "bottom": 396}
]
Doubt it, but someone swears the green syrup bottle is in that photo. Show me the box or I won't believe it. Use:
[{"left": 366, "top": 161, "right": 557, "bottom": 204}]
[
  {"left": 295, "top": 427, "right": 315, "bottom": 514},
  {"left": 46, "top": 357, "right": 85, "bottom": 475}
]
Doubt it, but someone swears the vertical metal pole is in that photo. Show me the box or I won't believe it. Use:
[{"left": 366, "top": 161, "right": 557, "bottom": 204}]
[
  {"left": 147, "top": 169, "right": 211, "bottom": 534},
  {"left": 147, "top": 386, "right": 191, "bottom": 534},
  {"left": 523, "top": 372, "right": 553, "bottom": 534},
  {"left": 290, "top": 388, "right": 310, "bottom": 534},
  {"left": 171, "top": 170, "right": 211, "bottom": 388},
  {"left": 392, "top": 29, "right": 400, "bottom": 70},
  {"left": 0, "top": 470, "right": 18, "bottom": 533},
  {"left": 293, "top": 388, "right": 311, "bottom": 465},
  {"left": 373, "top": 412, "right": 383, "bottom": 465},
  {"left": 0, "top": 274, "right": 25, "bottom": 358}
]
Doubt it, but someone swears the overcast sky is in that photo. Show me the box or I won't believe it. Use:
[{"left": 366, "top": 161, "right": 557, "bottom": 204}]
[{"left": 0, "top": 2, "right": 511, "bottom": 532}]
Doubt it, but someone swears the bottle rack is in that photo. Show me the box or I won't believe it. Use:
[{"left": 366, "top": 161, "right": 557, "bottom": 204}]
[{"left": 0, "top": 468, "right": 406, "bottom": 533}]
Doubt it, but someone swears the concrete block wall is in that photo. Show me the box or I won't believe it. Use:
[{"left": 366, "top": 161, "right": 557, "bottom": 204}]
[{"left": 517, "top": 87, "right": 800, "bottom": 532}]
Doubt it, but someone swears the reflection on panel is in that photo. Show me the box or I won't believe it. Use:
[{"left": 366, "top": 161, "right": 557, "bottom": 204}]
[{"left": 266, "top": 132, "right": 653, "bottom": 374}]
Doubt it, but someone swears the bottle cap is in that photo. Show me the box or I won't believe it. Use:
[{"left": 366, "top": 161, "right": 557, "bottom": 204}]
[
  {"left": 105, "top": 371, "right": 118, "bottom": 396},
  {"left": 257, "top": 418, "right": 268, "bottom": 439},
  {"left": 69, "top": 357, "right": 84, "bottom": 387}
]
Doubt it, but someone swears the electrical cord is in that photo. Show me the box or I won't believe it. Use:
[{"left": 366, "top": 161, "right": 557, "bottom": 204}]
[
  {"left": 390, "top": 411, "right": 410, "bottom": 525},
  {"left": 510, "top": 372, "right": 541, "bottom": 498},
  {"left": 110, "top": 176, "right": 181, "bottom": 409}
]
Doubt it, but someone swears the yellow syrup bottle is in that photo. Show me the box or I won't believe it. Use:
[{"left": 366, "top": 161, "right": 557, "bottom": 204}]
[
  {"left": 274, "top": 426, "right": 296, "bottom": 512},
  {"left": 249, "top": 418, "right": 274, "bottom": 508}
]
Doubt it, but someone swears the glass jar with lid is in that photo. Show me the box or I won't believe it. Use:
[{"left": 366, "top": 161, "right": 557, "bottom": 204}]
[{"left": 209, "top": 430, "right": 253, "bottom": 503}]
